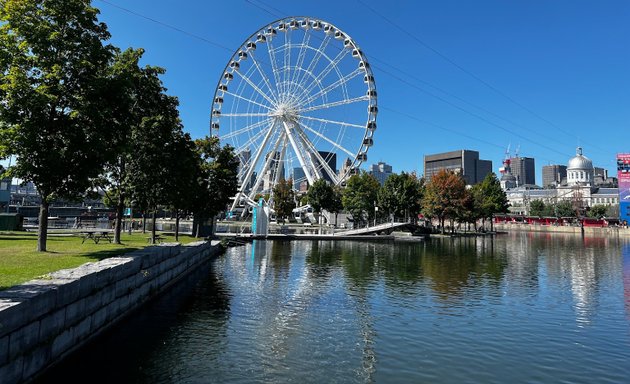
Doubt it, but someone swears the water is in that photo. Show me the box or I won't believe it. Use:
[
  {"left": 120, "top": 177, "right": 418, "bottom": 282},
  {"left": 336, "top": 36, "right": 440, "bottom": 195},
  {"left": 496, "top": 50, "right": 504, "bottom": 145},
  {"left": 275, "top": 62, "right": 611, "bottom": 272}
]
[{"left": 39, "top": 233, "right": 630, "bottom": 383}]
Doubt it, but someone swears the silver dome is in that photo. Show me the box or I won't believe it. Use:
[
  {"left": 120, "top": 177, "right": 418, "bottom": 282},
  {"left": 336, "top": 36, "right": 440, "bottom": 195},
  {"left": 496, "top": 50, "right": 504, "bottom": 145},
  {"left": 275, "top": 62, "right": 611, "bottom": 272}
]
[{"left": 567, "top": 147, "right": 593, "bottom": 170}]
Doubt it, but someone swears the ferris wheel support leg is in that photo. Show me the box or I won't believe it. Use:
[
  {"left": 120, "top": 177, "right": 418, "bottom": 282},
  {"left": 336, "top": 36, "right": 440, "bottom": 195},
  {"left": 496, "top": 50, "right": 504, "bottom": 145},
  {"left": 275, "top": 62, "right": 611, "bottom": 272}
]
[
  {"left": 230, "top": 120, "right": 277, "bottom": 213},
  {"left": 244, "top": 130, "right": 286, "bottom": 210},
  {"left": 283, "top": 120, "right": 316, "bottom": 186}
]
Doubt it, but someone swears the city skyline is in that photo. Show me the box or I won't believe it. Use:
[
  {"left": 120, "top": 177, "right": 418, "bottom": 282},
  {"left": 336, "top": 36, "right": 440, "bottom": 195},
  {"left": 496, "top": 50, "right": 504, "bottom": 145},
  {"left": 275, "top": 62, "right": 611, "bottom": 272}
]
[{"left": 32, "top": 0, "right": 627, "bottom": 185}]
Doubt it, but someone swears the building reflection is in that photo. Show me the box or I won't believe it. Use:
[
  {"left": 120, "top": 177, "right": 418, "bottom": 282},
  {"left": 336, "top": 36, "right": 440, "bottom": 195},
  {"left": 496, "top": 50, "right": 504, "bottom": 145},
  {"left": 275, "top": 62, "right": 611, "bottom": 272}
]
[{"left": 623, "top": 243, "right": 630, "bottom": 319}]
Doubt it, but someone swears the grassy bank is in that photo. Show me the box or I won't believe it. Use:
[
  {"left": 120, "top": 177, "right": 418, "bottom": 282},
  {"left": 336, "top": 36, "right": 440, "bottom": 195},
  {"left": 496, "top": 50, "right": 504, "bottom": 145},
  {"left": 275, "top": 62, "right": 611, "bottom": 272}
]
[{"left": 0, "top": 231, "right": 199, "bottom": 290}]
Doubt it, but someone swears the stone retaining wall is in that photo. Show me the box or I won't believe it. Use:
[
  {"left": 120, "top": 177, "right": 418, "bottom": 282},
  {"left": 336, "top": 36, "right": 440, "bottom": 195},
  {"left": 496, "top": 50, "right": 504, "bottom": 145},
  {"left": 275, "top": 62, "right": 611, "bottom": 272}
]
[
  {"left": 0, "top": 240, "right": 222, "bottom": 384},
  {"left": 494, "top": 223, "right": 630, "bottom": 237}
]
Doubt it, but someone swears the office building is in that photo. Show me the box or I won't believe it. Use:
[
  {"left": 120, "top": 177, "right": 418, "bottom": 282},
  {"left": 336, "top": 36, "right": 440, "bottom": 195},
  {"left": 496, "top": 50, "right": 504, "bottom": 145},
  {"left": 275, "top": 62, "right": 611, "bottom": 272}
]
[
  {"left": 424, "top": 150, "right": 492, "bottom": 185},
  {"left": 369, "top": 161, "right": 393, "bottom": 185},
  {"left": 311, "top": 151, "right": 337, "bottom": 184},
  {"left": 542, "top": 165, "right": 567, "bottom": 189},
  {"left": 510, "top": 156, "right": 535, "bottom": 186}
]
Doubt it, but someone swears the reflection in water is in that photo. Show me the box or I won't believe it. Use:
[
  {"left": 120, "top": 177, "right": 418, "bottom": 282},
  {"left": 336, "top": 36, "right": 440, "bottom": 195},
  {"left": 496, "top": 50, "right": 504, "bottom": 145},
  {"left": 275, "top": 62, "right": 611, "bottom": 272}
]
[
  {"left": 36, "top": 234, "right": 630, "bottom": 384},
  {"left": 624, "top": 243, "right": 630, "bottom": 318}
]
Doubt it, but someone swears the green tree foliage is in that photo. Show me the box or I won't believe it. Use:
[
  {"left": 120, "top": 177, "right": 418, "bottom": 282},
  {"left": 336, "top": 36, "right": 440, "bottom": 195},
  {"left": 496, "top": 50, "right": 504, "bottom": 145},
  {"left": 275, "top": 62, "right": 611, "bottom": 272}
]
[
  {"left": 422, "top": 169, "right": 467, "bottom": 234},
  {"left": 377, "top": 172, "right": 424, "bottom": 222},
  {"left": 189, "top": 136, "right": 239, "bottom": 237},
  {"left": 529, "top": 200, "right": 547, "bottom": 217},
  {"left": 125, "top": 84, "right": 184, "bottom": 243},
  {"left": 342, "top": 172, "right": 380, "bottom": 227},
  {"left": 555, "top": 200, "right": 576, "bottom": 217},
  {"left": 587, "top": 204, "right": 609, "bottom": 219},
  {"left": 272, "top": 178, "right": 295, "bottom": 222},
  {"left": 476, "top": 173, "right": 509, "bottom": 231},
  {"left": 307, "top": 179, "right": 334, "bottom": 214},
  {"left": 97, "top": 48, "right": 170, "bottom": 243},
  {"left": 0, "top": 0, "right": 116, "bottom": 251}
]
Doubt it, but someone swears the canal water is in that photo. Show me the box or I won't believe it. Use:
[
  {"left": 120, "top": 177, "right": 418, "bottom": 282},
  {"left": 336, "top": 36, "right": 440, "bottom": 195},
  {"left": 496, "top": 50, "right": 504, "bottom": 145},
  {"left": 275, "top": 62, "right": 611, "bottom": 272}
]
[{"left": 39, "top": 233, "right": 630, "bottom": 383}]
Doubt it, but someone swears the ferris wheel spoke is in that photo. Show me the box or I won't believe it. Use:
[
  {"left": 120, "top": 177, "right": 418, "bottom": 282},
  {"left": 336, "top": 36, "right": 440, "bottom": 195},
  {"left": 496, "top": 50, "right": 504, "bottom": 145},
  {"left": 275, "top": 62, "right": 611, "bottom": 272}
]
[
  {"left": 248, "top": 51, "right": 278, "bottom": 103},
  {"left": 224, "top": 90, "right": 273, "bottom": 111},
  {"left": 295, "top": 33, "right": 333, "bottom": 99},
  {"left": 231, "top": 119, "right": 278, "bottom": 211},
  {"left": 298, "top": 120, "right": 357, "bottom": 159},
  {"left": 299, "top": 115, "right": 365, "bottom": 129},
  {"left": 294, "top": 124, "right": 340, "bottom": 184},
  {"left": 246, "top": 128, "right": 286, "bottom": 201},
  {"left": 283, "top": 121, "right": 316, "bottom": 185},
  {"left": 219, "top": 112, "right": 270, "bottom": 118},
  {"left": 299, "top": 95, "right": 369, "bottom": 114},
  {"left": 223, "top": 118, "right": 271, "bottom": 141},
  {"left": 266, "top": 35, "right": 283, "bottom": 98},
  {"left": 288, "top": 31, "right": 311, "bottom": 96},
  {"left": 282, "top": 28, "right": 292, "bottom": 100},
  {"left": 300, "top": 68, "right": 364, "bottom": 106},
  {"left": 298, "top": 48, "right": 350, "bottom": 102},
  {"left": 232, "top": 70, "right": 277, "bottom": 107}
]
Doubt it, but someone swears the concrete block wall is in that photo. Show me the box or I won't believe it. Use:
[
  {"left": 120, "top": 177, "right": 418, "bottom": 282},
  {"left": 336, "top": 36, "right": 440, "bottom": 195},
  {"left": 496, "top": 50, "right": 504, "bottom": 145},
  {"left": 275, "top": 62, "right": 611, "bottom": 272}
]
[{"left": 0, "top": 240, "right": 221, "bottom": 384}]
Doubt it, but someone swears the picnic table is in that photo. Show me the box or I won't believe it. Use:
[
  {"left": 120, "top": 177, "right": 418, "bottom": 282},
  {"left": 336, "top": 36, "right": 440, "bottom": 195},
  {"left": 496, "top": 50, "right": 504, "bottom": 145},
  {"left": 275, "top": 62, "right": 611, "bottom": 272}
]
[{"left": 80, "top": 230, "right": 113, "bottom": 244}]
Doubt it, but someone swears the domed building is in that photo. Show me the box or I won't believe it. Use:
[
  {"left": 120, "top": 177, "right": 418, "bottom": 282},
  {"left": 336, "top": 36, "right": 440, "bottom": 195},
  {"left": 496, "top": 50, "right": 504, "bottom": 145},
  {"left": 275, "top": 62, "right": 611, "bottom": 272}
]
[{"left": 567, "top": 147, "right": 594, "bottom": 186}]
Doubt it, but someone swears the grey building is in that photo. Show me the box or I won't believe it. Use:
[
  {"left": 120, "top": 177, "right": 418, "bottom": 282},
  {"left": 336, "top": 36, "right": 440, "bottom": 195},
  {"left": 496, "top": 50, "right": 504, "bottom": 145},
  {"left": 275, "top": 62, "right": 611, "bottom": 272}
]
[
  {"left": 542, "top": 164, "right": 567, "bottom": 188},
  {"left": 510, "top": 157, "right": 535, "bottom": 186},
  {"left": 369, "top": 161, "right": 393, "bottom": 185},
  {"left": 424, "top": 150, "right": 492, "bottom": 185},
  {"left": 311, "top": 151, "right": 337, "bottom": 184}
]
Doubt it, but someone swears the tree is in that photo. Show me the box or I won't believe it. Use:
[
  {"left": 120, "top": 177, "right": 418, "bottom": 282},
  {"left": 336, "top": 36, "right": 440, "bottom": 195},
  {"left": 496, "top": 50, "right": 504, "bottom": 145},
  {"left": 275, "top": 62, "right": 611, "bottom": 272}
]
[
  {"left": 342, "top": 172, "right": 380, "bottom": 227},
  {"left": 272, "top": 178, "right": 295, "bottom": 222},
  {"left": 95, "top": 48, "right": 168, "bottom": 244},
  {"left": 422, "top": 169, "right": 467, "bottom": 234},
  {"left": 125, "top": 78, "right": 185, "bottom": 243},
  {"left": 529, "top": 200, "right": 546, "bottom": 217},
  {"left": 188, "top": 136, "right": 238, "bottom": 237},
  {"left": 329, "top": 186, "right": 344, "bottom": 227},
  {"left": 307, "top": 179, "right": 334, "bottom": 222},
  {"left": 476, "top": 173, "right": 509, "bottom": 231},
  {"left": 555, "top": 200, "right": 576, "bottom": 218},
  {"left": 378, "top": 172, "right": 424, "bottom": 222},
  {"left": 0, "top": 0, "right": 116, "bottom": 251},
  {"left": 587, "top": 204, "right": 608, "bottom": 219}
]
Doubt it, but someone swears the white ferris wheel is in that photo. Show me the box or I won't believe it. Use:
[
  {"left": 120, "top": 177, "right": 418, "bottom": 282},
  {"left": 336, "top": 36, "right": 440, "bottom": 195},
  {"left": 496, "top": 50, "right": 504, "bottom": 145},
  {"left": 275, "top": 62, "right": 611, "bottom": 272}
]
[{"left": 211, "top": 17, "right": 377, "bottom": 212}]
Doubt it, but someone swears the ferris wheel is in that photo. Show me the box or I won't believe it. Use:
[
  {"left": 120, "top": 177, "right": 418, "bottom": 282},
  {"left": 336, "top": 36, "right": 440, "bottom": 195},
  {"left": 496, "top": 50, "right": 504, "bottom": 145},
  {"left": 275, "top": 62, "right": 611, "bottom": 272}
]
[{"left": 211, "top": 17, "right": 377, "bottom": 211}]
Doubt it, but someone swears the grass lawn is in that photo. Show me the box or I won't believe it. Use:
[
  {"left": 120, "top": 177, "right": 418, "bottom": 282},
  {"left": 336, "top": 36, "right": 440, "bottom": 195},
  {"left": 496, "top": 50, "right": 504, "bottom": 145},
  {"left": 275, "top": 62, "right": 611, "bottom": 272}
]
[{"left": 0, "top": 231, "right": 200, "bottom": 290}]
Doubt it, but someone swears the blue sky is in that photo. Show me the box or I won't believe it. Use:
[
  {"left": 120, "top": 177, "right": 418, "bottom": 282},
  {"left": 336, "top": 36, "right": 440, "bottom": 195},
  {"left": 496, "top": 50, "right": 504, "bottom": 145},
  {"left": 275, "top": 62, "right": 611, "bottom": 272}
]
[{"left": 92, "top": 0, "right": 629, "bottom": 184}]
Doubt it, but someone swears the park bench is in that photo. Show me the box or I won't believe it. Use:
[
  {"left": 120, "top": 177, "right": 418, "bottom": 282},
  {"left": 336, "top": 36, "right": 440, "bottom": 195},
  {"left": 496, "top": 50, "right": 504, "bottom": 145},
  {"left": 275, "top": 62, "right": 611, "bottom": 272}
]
[{"left": 79, "top": 230, "right": 112, "bottom": 244}]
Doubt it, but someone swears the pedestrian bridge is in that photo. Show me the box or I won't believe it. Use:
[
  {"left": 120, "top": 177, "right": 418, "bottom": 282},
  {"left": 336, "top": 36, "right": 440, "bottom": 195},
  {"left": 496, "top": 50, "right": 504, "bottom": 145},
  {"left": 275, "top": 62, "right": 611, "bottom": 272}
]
[{"left": 335, "top": 221, "right": 412, "bottom": 236}]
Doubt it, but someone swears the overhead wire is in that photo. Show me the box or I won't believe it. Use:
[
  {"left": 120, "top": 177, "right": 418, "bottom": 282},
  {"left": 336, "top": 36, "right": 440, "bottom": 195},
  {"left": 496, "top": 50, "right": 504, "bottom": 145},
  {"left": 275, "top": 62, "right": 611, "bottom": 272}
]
[
  {"left": 357, "top": 0, "right": 611, "bottom": 156},
  {"left": 97, "top": 0, "right": 588, "bottom": 166},
  {"left": 96, "top": 0, "right": 233, "bottom": 53},
  {"left": 243, "top": 0, "right": 576, "bottom": 162}
]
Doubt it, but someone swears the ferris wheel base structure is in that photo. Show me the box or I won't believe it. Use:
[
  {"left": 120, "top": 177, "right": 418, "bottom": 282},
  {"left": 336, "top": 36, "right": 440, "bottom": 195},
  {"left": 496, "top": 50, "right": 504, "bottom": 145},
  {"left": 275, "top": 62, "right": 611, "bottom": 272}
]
[{"left": 210, "top": 17, "right": 378, "bottom": 214}]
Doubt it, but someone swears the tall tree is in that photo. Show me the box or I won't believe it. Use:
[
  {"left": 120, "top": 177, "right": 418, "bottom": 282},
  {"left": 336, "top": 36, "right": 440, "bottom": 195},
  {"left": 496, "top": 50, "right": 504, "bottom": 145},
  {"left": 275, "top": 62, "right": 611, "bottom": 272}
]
[
  {"left": 342, "top": 172, "right": 380, "bottom": 227},
  {"left": 272, "top": 178, "right": 296, "bottom": 222},
  {"left": 422, "top": 169, "right": 467, "bottom": 234},
  {"left": 189, "top": 136, "right": 238, "bottom": 237},
  {"left": 0, "top": 0, "right": 115, "bottom": 251},
  {"left": 126, "top": 84, "right": 183, "bottom": 244},
  {"left": 307, "top": 179, "right": 334, "bottom": 223},
  {"left": 476, "top": 173, "right": 509, "bottom": 231},
  {"left": 378, "top": 172, "right": 424, "bottom": 222}
]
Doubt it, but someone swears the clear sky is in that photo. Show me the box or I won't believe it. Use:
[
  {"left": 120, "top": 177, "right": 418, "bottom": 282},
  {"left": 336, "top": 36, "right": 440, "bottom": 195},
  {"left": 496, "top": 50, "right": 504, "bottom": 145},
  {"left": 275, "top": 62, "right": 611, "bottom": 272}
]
[{"left": 92, "top": 0, "right": 629, "bottom": 184}]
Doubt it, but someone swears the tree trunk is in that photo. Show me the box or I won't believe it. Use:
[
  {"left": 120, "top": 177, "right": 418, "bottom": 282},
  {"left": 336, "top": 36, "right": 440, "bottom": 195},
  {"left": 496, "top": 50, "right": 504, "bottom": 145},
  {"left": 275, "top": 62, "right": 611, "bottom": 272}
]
[
  {"left": 490, "top": 214, "right": 494, "bottom": 232},
  {"left": 175, "top": 208, "right": 180, "bottom": 242},
  {"left": 37, "top": 200, "right": 49, "bottom": 252},
  {"left": 114, "top": 193, "right": 124, "bottom": 244},
  {"left": 142, "top": 212, "right": 146, "bottom": 233},
  {"left": 151, "top": 210, "right": 157, "bottom": 244},
  {"left": 440, "top": 216, "right": 445, "bottom": 234}
]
